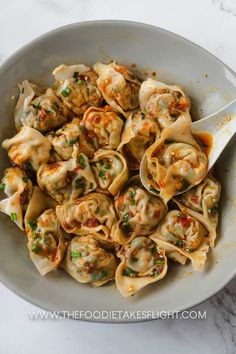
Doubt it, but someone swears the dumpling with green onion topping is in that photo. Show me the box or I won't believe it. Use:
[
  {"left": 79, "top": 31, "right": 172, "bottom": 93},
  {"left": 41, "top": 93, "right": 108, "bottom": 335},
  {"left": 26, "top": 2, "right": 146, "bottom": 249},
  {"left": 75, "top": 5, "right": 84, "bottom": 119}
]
[
  {"left": 116, "top": 236, "right": 168, "bottom": 297},
  {"left": 79, "top": 106, "right": 124, "bottom": 157},
  {"left": 47, "top": 118, "right": 81, "bottom": 161},
  {"left": 2, "top": 126, "right": 51, "bottom": 172},
  {"left": 14, "top": 80, "right": 70, "bottom": 132},
  {"left": 139, "top": 78, "right": 191, "bottom": 129},
  {"left": 25, "top": 187, "right": 67, "bottom": 275},
  {"left": 118, "top": 110, "right": 160, "bottom": 170},
  {"left": 175, "top": 176, "right": 221, "bottom": 247},
  {"left": 53, "top": 64, "right": 102, "bottom": 115},
  {"left": 62, "top": 235, "right": 117, "bottom": 286},
  {"left": 0, "top": 167, "right": 33, "bottom": 230},
  {"left": 94, "top": 62, "right": 141, "bottom": 117},
  {"left": 151, "top": 209, "right": 210, "bottom": 271},
  {"left": 56, "top": 192, "right": 118, "bottom": 242},
  {"left": 114, "top": 177, "right": 166, "bottom": 244},
  {"left": 37, "top": 146, "right": 96, "bottom": 204},
  {"left": 91, "top": 149, "right": 128, "bottom": 195}
]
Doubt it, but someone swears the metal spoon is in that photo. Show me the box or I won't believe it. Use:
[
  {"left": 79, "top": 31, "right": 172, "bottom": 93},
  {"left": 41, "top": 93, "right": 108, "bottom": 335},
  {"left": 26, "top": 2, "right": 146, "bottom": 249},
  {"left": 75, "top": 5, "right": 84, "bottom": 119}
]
[{"left": 140, "top": 99, "right": 236, "bottom": 196}]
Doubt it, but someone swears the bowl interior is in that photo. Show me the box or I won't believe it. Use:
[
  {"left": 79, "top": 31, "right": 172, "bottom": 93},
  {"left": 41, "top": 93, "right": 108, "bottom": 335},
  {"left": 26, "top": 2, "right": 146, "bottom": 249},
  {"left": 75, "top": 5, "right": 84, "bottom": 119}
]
[{"left": 0, "top": 21, "right": 236, "bottom": 322}]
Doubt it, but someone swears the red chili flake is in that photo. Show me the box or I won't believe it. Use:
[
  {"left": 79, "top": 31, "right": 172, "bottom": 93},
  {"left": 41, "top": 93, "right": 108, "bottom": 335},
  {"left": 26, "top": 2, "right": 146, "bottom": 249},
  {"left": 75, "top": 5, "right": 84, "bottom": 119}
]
[
  {"left": 89, "top": 114, "right": 101, "bottom": 124},
  {"left": 87, "top": 217, "right": 99, "bottom": 227},
  {"left": 159, "top": 181, "right": 165, "bottom": 188},
  {"left": 176, "top": 215, "right": 193, "bottom": 227},
  {"left": 39, "top": 109, "right": 47, "bottom": 120},
  {"left": 52, "top": 248, "right": 59, "bottom": 262},
  {"left": 73, "top": 166, "right": 80, "bottom": 172},
  {"left": 128, "top": 211, "right": 134, "bottom": 218},
  {"left": 190, "top": 196, "right": 199, "bottom": 204},
  {"left": 153, "top": 210, "right": 160, "bottom": 219}
]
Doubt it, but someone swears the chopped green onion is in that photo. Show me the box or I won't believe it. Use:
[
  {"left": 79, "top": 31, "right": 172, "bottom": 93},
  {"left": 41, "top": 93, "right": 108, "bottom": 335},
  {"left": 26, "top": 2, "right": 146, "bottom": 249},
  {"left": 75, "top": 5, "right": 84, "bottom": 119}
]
[
  {"left": 76, "top": 79, "right": 84, "bottom": 85},
  {"left": 33, "top": 101, "right": 40, "bottom": 108},
  {"left": 104, "top": 162, "right": 111, "bottom": 170},
  {"left": 131, "top": 256, "right": 139, "bottom": 263},
  {"left": 176, "top": 239, "right": 183, "bottom": 248},
  {"left": 89, "top": 183, "right": 94, "bottom": 189},
  {"left": 122, "top": 267, "right": 135, "bottom": 277},
  {"left": 150, "top": 245, "right": 157, "bottom": 255},
  {"left": 141, "top": 112, "right": 146, "bottom": 119},
  {"left": 95, "top": 207, "right": 100, "bottom": 214},
  {"left": 21, "top": 87, "right": 25, "bottom": 94},
  {"left": 10, "top": 212, "right": 17, "bottom": 221},
  {"left": 87, "top": 138, "right": 96, "bottom": 148},
  {"left": 155, "top": 258, "right": 165, "bottom": 266},
  {"left": 0, "top": 183, "right": 5, "bottom": 190},
  {"left": 22, "top": 176, "right": 29, "bottom": 183},
  {"left": 188, "top": 248, "right": 194, "bottom": 253},
  {"left": 68, "top": 137, "right": 79, "bottom": 146},
  {"left": 98, "top": 269, "right": 108, "bottom": 279},
  {"left": 75, "top": 177, "right": 85, "bottom": 189},
  {"left": 80, "top": 125, "right": 88, "bottom": 133},
  {"left": 164, "top": 139, "right": 174, "bottom": 144},
  {"left": 77, "top": 154, "right": 86, "bottom": 169},
  {"left": 98, "top": 160, "right": 105, "bottom": 166},
  {"left": 73, "top": 71, "right": 79, "bottom": 79},
  {"left": 31, "top": 244, "right": 41, "bottom": 253},
  {"left": 210, "top": 206, "right": 218, "bottom": 215},
  {"left": 122, "top": 213, "right": 131, "bottom": 223},
  {"left": 71, "top": 251, "right": 81, "bottom": 258},
  {"left": 149, "top": 186, "right": 160, "bottom": 195},
  {"left": 98, "top": 170, "right": 106, "bottom": 180},
  {"left": 121, "top": 223, "right": 132, "bottom": 234},
  {"left": 61, "top": 87, "right": 71, "bottom": 97},
  {"left": 130, "top": 199, "right": 135, "bottom": 205},
  {"left": 28, "top": 220, "right": 37, "bottom": 231},
  {"left": 114, "top": 155, "right": 120, "bottom": 160},
  {"left": 25, "top": 162, "right": 34, "bottom": 173}
]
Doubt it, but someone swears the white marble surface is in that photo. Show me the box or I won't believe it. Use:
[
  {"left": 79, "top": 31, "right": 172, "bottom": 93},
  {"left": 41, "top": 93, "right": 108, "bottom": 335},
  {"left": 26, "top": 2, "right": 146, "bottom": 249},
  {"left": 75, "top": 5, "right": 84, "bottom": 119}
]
[{"left": 0, "top": 0, "right": 236, "bottom": 353}]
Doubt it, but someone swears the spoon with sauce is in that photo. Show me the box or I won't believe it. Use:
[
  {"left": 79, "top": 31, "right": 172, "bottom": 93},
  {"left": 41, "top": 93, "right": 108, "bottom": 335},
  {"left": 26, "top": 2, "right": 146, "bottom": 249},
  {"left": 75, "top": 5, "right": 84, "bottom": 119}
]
[{"left": 140, "top": 99, "right": 236, "bottom": 196}]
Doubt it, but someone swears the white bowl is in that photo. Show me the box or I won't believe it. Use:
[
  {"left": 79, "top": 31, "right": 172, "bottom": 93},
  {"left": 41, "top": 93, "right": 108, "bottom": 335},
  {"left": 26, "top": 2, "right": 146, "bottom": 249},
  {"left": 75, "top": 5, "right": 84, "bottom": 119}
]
[{"left": 0, "top": 21, "right": 236, "bottom": 322}]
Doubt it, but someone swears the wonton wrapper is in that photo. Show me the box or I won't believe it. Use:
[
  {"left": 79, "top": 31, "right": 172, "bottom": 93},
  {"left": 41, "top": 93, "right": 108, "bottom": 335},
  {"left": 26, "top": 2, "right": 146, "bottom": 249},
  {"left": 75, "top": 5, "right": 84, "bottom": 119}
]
[
  {"left": 47, "top": 118, "right": 81, "bottom": 161},
  {"left": 2, "top": 126, "right": 51, "bottom": 171},
  {"left": 53, "top": 64, "right": 102, "bottom": 115},
  {"left": 15, "top": 80, "right": 69, "bottom": 132},
  {"left": 116, "top": 236, "right": 167, "bottom": 297},
  {"left": 0, "top": 167, "right": 33, "bottom": 230},
  {"left": 174, "top": 176, "right": 221, "bottom": 247},
  {"left": 56, "top": 192, "right": 117, "bottom": 242},
  {"left": 24, "top": 187, "right": 67, "bottom": 275},
  {"left": 139, "top": 78, "right": 191, "bottom": 129},
  {"left": 118, "top": 110, "right": 160, "bottom": 169},
  {"left": 151, "top": 209, "right": 210, "bottom": 271},
  {"left": 79, "top": 106, "right": 124, "bottom": 156},
  {"left": 37, "top": 146, "right": 96, "bottom": 204},
  {"left": 94, "top": 62, "right": 140, "bottom": 116},
  {"left": 114, "top": 177, "right": 166, "bottom": 244},
  {"left": 145, "top": 116, "right": 208, "bottom": 203},
  {"left": 62, "top": 235, "right": 117, "bottom": 286},
  {"left": 91, "top": 149, "right": 128, "bottom": 195}
]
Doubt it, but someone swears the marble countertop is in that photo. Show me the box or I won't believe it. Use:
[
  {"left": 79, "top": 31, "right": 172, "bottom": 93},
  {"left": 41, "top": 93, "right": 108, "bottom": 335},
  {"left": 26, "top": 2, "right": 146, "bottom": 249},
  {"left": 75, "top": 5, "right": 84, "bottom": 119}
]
[{"left": 0, "top": 0, "right": 236, "bottom": 353}]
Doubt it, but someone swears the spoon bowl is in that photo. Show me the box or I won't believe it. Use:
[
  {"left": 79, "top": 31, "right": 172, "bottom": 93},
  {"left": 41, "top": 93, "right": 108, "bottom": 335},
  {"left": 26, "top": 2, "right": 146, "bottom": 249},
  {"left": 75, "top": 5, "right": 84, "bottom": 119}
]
[{"left": 140, "top": 99, "right": 236, "bottom": 197}]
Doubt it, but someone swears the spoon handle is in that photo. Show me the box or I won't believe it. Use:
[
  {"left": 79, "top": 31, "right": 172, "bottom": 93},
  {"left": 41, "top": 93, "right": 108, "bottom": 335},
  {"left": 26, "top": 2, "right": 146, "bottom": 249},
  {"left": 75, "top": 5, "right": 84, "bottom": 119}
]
[{"left": 191, "top": 99, "right": 236, "bottom": 170}]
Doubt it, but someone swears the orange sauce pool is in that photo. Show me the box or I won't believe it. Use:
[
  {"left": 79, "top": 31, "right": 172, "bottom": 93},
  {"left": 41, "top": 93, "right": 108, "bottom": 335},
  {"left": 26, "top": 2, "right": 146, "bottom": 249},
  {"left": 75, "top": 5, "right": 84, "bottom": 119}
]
[{"left": 194, "top": 132, "right": 213, "bottom": 156}]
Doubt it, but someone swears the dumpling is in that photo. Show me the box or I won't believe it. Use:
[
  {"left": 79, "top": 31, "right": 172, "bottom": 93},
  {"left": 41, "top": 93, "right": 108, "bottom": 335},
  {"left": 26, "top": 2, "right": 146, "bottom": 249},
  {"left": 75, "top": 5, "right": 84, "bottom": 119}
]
[
  {"left": 14, "top": 80, "right": 69, "bottom": 132},
  {"left": 175, "top": 176, "right": 221, "bottom": 247},
  {"left": 118, "top": 110, "right": 160, "bottom": 169},
  {"left": 114, "top": 177, "right": 166, "bottom": 244},
  {"left": 91, "top": 149, "right": 128, "bottom": 195},
  {"left": 0, "top": 167, "right": 33, "bottom": 230},
  {"left": 53, "top": 64, "right": 102, "bottom": 115},
  {"left": 56, "top": 193, "right": 117, "bottom": 242},
  {"left": 139, "top": 78, "right": 191, "bottom": 129},
  {"left": 62, "top": 235, "right": 117, "bottom": 286},
  {"left": 37, "top": 146, "right": 96, "bottom": 204},
  {"left": 2, "top": 126, "right": 51, "bottom": 172},
  {"left": 25, "top": 187, "right": 67, "bottom": 275},
  {"left": 116, "top": 236, "right": 167, "bottom": 297},
  {"left": 79, "top": 106, "right": 124, "bottom": 156},
  {"left": 151, "top": 209, "right": 209, "bottom": 271},
  {"left": 94, "top": 62, "right": 141, "bottom": 116},
  {"left": 145, "top": 116, "right": 208, "bottom": 203},
  {"left": 47, "top": 118, "right": 81, "bottom": 161}
]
